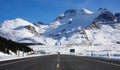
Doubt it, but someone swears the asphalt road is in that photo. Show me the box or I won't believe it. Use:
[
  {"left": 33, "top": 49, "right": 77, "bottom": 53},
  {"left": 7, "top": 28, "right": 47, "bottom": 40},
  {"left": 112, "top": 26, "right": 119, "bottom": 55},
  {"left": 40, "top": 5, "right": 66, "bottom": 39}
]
[
  {"left": 60, "top": 55, "right": 120, "bottom": 70},
  {"left": 0, "top": 54, "right": 120, "bottom": 70},
  {"left": 0, "top": 55, "right": 57, "bottom": 70}
]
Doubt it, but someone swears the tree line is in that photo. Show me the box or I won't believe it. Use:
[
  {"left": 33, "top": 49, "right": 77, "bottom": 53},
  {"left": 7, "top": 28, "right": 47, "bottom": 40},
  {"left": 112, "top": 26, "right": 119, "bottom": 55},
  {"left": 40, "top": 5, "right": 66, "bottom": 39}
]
[{"left": 0, "top": 36, "right": 33, "bottom": 54}]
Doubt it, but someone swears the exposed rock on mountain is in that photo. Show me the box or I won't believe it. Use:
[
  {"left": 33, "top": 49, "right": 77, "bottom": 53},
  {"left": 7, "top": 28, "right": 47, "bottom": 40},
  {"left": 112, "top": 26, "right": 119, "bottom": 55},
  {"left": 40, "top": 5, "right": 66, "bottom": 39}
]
[{"left": 25, "top": 25, "right": 38, "bottom": 34}]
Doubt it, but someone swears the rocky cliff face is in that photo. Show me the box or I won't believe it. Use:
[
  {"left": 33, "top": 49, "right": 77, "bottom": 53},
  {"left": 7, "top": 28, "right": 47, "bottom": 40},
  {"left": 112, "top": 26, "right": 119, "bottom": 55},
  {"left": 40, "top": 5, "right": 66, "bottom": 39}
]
[{"left": 25, "top": 25, "right": 38, "bottom": 34}]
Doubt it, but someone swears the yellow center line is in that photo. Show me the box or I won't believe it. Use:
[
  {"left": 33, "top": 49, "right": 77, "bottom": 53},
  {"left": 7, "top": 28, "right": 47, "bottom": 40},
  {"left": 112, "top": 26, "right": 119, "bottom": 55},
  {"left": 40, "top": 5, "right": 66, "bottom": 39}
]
[
  {"left": 56, "top": 63, "right": 60, "bottom": 68},
  {"left": 56, "top": 52, "right": 60, "bottom": 69}
]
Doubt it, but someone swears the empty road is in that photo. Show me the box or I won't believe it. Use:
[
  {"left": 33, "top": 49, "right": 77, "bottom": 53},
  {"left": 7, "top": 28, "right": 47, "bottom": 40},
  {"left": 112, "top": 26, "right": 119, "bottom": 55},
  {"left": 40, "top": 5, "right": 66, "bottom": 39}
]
[{"left": 0, "top": 54, "right": 120, "bottom": 70}]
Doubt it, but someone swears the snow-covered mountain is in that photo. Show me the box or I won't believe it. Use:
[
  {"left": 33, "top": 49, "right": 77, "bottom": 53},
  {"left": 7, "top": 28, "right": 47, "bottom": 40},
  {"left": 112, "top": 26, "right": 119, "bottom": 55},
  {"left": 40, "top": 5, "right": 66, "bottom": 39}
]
[
  {"left": 0, "top": 18, "right": 49, "bottom": 44},
  {"left": 48, "top": 8, "right": 120, "bottom": 46},
  {"left": 0, "top": 8, "right": 120, "bottom": 48}
]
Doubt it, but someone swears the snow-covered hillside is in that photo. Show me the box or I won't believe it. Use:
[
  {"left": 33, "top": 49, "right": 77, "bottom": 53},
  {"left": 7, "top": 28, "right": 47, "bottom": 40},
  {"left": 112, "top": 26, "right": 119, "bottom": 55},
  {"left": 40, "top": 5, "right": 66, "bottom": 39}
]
[
  {"left": 0, "top": 18, "right": 50, "bottom": 44},
  {"left": 46, "top": 8, "right": 120, "bottom": 47}
]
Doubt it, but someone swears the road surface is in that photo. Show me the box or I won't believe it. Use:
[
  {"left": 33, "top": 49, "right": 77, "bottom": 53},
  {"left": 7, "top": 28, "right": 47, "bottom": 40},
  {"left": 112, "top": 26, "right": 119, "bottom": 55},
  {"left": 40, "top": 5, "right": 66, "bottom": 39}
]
[{"left": 0, "top": 54, "right": 120, "bottom": 70}]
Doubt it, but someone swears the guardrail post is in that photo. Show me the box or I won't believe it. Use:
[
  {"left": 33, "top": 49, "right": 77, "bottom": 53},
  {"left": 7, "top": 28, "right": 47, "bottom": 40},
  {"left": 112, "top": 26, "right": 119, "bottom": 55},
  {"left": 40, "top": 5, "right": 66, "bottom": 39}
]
[
  {"left": 106, "top": 51, "right": 109, "bottom": 57},
  {"left": 91, "top": 51, "right": 93, "bottom": 56},
  {"left": 22, "top": 48, "right": 24, "bottom": 57}
]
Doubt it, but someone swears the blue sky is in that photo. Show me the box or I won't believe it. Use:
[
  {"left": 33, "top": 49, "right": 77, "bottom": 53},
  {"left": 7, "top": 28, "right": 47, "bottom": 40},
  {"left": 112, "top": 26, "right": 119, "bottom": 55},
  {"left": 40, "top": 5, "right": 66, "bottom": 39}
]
[{"left": 0, "top": 0, "right": 120, "bottom": 24}]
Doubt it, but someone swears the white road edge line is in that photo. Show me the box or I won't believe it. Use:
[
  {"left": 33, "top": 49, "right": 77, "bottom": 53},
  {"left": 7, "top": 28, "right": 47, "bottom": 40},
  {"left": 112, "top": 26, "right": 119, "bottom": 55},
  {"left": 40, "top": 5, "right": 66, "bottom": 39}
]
[
  {"left": 0, "top": 57, "right": 38, "bottom": 67},
  {"left": 83, "top": 57, "right": 120, "bottom": 67}
]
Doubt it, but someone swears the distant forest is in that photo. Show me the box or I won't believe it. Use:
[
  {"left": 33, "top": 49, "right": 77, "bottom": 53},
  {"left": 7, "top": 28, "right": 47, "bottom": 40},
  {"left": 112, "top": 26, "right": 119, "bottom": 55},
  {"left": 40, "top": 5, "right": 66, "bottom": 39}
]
[{"left": 0, "top": 36, "right": 33, "bottom": 54}]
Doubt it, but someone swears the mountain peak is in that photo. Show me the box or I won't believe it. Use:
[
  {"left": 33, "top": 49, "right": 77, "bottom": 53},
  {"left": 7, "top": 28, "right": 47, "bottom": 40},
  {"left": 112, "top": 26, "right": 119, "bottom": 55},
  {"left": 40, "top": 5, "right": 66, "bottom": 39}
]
[
  {"left": 64, "top": 8, "right": 93, "bottom": 15},
  {"left": 1, "top": 18, "right": 33, "bottom": 29},
  {"left": 14, "top": 18, "right": 24, "bottom": 21},
  {"left": 80, "top": 8, "right": 93, "bottom": 14}
]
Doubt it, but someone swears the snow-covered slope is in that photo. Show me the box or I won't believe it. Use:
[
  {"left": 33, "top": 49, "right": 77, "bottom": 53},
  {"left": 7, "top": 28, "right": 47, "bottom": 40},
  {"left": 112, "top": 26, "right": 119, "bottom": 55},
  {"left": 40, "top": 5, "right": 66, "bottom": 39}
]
[
  {"left": 51, "top": 8, "right": 96, "bottom": 27},
  {"left": 49, "top": 9, "right": 99, "bottom": 37},
  {"left": 46, "top": 8, "right": 120, "bottom": 47},
  {"left": 46, "top": 9, "right": 99, "bottom": 45},
  {"left": 1, "top": 18, "right": 33, "bottom": 29},
  {"left": 0, "top": 18, "right": 50, "bottom": 44}
]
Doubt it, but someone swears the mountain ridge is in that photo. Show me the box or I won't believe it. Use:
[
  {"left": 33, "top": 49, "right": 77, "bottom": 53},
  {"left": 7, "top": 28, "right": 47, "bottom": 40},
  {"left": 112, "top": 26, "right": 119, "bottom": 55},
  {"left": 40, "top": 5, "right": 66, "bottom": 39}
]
[{"left": 0, "top": 8, "right": 120, "bottom": 47}]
